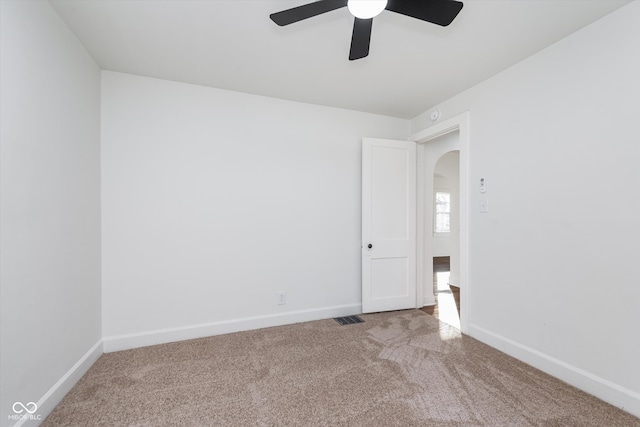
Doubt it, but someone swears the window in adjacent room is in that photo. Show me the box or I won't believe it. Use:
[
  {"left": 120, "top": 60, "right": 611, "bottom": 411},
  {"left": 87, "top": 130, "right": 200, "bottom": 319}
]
[{"left": 435, "top": 191, "right": 451, "bottom": 233}]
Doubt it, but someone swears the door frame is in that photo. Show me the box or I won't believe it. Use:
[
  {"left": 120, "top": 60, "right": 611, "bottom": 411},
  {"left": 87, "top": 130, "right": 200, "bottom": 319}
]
[{"left": 410, "top": 111, "right": 470, "bottom": 334}]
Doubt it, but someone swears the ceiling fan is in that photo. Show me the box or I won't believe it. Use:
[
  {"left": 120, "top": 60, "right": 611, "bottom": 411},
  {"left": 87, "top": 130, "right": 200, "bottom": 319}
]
[{"left": 270, "top": 0, "right": 464, "bottom": 61}]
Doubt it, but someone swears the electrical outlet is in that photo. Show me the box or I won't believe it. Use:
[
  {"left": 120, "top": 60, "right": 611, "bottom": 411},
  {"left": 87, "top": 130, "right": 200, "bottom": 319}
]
[{"left": 277, "top": 292, "right": 287, "bottom": 305}]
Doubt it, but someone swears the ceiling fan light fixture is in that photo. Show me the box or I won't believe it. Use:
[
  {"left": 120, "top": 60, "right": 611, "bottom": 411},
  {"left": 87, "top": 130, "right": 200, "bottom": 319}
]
[
  {"left": 347, "top": 0, "right": 388, "bottom": 19},
  {"left": 270, "top": 0, "right": 464, "bottom": 60}
]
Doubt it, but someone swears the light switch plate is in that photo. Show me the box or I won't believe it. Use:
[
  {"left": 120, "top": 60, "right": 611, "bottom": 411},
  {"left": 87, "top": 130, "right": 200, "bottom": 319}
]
[{"left": 480, "top": 197, "right": 489, "bottom": 213}]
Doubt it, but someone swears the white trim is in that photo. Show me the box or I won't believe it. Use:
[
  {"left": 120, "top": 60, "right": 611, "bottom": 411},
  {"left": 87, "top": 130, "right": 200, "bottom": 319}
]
[
  {"left": 458, "top": 112, "right": 470, "bottom": 333},
  {"left": 469, "top": 323, "right": 640, "bottom": 418},
  {"left": 411, "top": 111, "right": 470, "bottom": 333},
  {"left": 416, "top": 143, "right": 425, "bottom": 308},
  {"left": 103, "top": 304, "right": 361, "bottom": 352},
  {"left": 13, "top": 340, "right": 104, "bottom": 427},
  {"left": 410, "top": 113, "right": 466, "bottom": 143}
]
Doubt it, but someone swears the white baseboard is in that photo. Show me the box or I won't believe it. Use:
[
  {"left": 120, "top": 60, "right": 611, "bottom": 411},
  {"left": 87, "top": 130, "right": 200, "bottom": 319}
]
[
  {"left": 469, "top": 323, "right": 640, "bottom": 418},
  {"left": 103, "top": 304, "right": 362, "bottom": 352},
  {"left": 12, "top": 339, "right": 103, "bottom": 427}
]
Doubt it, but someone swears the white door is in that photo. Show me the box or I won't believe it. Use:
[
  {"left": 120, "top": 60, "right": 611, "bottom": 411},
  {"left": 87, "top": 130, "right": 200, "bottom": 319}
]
[{"left": 362, "top": 138, "right": 417, "bottom": 313}]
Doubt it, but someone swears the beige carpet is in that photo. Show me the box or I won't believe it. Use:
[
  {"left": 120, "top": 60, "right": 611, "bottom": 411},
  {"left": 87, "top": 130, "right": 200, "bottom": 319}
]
[{"left": 43, "top": 310, "right": 639, "bottom": 426}]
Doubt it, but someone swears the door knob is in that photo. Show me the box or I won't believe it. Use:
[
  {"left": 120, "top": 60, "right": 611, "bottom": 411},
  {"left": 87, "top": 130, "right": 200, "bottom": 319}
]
[{"left": 367, "top": 244, "right": 373, "bottom": 249}]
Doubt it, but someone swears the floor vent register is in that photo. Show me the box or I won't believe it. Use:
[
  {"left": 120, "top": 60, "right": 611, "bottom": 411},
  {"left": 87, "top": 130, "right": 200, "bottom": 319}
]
[{"left": 333, "top": 315, "right": 364, "bottom": 326}]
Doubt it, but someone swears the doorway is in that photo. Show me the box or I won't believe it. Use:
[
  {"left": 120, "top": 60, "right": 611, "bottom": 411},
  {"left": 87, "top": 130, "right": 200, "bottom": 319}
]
[
  {"left": 421, "top": 150, "right": 461, "bottom": 329},
  {"left": 413, "top": 112, "right": 469, "bottom": 333},
  {"left": 421, "top": 256, "right": 461, "bottom": 329}
]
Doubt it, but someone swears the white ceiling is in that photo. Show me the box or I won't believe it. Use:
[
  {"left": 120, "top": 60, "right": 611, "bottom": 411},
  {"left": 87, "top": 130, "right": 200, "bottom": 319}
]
[{"left": 50, "top": 0, "right": 630, "bottom": 119}]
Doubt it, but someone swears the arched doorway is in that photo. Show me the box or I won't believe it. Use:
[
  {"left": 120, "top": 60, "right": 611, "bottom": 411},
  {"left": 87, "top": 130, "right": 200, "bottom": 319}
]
[{"left": 412, "top": 111, "right": 469, "bottom": 333}]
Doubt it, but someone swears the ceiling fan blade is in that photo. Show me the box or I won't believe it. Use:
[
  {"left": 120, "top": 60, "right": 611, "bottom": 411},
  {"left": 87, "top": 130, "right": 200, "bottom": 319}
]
[
  {"left": 270, "top": 0, "right": 348, "bottom": 26},
  {"left": 349, "top": 18, "right": 373, "bottom": 61},
  {"left": 386, "top": 0, "right": 463, "bottom": 26}
]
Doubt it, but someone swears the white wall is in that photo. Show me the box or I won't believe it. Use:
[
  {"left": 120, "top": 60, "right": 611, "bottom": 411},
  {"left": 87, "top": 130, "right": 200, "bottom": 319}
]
[
  {"left": 101, "top": 71, "right": 409, "bottom": 350},
  {"left": 0, "top": 1, "right": 102, "bottom": 424},
  {"left": 412, "top": 2, "right": 640, "bottom": 416}
]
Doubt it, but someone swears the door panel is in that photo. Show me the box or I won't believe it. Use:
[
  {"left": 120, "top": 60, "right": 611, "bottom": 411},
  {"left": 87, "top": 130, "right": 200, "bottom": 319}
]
[
  {"left": 362, "top": 138, "right": 416, "bottom": 313},
  {"left": 371, "top": 146, "right": 409, "bottom": 239},
  {"left": 371, "top": 258, "right": 409, "bottom": 299}
]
